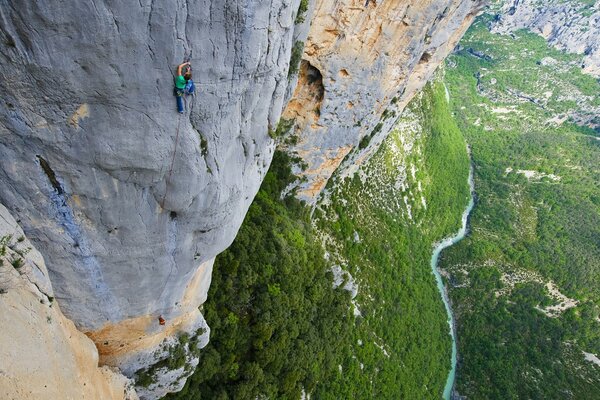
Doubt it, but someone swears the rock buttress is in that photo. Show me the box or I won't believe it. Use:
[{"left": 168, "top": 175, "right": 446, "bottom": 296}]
[
  {"left": 282, "top": 0, "right": 486, "bottom": 202},
  {"left": 0, "top": 203, "right": 138, "bottom": 400}
]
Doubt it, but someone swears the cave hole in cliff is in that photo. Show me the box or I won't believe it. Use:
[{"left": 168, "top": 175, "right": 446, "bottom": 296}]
[
  {"left": 300, "top": 60, "right": 324, "bottom": 119},
  {"left": 169, "top": 211, "right": 177, "bottom": 220},
  {"left": 282, "top": 60, "right": 325, "bottom": 128}
]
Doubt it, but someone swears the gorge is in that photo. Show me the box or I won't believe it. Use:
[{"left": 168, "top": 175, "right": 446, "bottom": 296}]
[
  {"left": 431, "top": 160, "right": 474, "bottom": 400},
  {"left": 1, "top": 0, "right": 599, "bottom": 399}
]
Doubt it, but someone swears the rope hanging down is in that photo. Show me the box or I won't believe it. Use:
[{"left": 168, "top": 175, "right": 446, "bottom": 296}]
[{"left": 160, "top": 109, "right": 183, "bottom": 209}]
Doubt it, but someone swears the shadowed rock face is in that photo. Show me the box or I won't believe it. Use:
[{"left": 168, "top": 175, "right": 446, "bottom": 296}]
[{"left": 0, "top": 0, "right": 300, "bottom": 330}]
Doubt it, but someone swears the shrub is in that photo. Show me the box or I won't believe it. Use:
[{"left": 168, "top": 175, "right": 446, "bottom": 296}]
[
  {"left": 288, "top": 41, "right": 305, "bottom": 78},
  {"left": 295, "top": 0, "right": 309, "bottom": 24}
]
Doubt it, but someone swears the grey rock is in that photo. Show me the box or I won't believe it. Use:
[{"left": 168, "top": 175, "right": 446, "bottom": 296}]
[
  {"left": 0, "top": 203, "right": 54, "bottom": 300},
  {"left": 0, "top": 0, "right": 301, "bottom": 330},
  {"left": 331, "top": 264, "right": 358, "bottom": 299},
  {"left": 0, "top": 1, "right": 303, "bottom": 396}
]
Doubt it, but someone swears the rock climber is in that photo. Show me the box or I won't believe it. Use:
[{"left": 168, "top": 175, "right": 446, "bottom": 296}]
[{"left": 174, "top": 61, "right": 195, "bottom": 113}]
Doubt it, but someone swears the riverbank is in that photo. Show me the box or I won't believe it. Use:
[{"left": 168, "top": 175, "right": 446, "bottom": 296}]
[
  {"left": 311, "top": 81, "right": 472, "bottom": 398},
  {"left": 431, "top": 160, "right": 474, "bottom": 400}
]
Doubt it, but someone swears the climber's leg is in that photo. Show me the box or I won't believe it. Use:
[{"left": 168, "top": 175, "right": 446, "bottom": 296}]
[{"left": 176, "top": 94, "right": 184, "bottom": 113}]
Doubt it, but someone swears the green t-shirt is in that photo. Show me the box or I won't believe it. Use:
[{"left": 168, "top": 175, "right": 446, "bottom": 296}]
[{"left": 175, "top": 75, "right": 187, "bottom": 89}]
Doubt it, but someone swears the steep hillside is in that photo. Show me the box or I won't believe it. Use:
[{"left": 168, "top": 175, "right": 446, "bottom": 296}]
[
  {"left": 312, "top": 81, "right": 471, "bottom": 399},
  {"left": 491, "top": 0, "right": 600, "bottom": 77},
  {"left": 441, "top": 16, "right": 600, "bottom": 398}
]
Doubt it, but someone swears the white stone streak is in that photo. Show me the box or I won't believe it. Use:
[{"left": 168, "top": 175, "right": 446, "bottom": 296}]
[{"left": 583, "top": 352, "right": 600, "bottom": 367}]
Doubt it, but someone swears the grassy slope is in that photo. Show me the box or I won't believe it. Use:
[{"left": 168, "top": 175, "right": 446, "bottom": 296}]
[
  {"left": 314, "top": 81, "right": 470, "bottom": 399},
  {"left": 442, "top": 17, "right": 600, "bottom": 399}
]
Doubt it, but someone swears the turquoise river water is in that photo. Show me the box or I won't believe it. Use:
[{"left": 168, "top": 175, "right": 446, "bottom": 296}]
[{"left": 431, "top": 163, "right": 475, "bottom": 400}]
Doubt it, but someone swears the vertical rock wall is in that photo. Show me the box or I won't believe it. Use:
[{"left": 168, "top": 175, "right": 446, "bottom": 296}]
[
  {"left": 282, "top": 0, "right": 486, "bottom": 202},
  {"left": 0, "top": 0, "right": 301, "bottom": 397}
]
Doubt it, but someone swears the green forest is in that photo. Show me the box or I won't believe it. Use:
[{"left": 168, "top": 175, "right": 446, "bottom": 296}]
[
  {"left": 165, "top": 81, "right": 471, "bottom": 399},
  {"left": 165, "top": 151, "right": 353, "bottom": 400},
  {"left": 441, "top": 16, "right": 600, "bottom": 399},
  {"left": 312, "top": 82, "right": 470, "bottom": 398}
]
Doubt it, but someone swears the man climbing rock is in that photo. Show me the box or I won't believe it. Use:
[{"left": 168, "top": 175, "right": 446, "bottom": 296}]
[{"left": 174, "top": 61, "right": 195, "bottom": 113}]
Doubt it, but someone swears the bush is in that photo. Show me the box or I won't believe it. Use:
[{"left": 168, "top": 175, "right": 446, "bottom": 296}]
[
  {"left": 295, "top": 0, "right": 309, "bottom": 24},
  {"left": 288, "top": 41, "right": 304, "bottom": 78}
]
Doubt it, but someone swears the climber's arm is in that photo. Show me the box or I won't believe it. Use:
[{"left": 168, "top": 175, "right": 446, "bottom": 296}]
[{"left": 177, "top": 62, "right": 190, "bottom": 76}]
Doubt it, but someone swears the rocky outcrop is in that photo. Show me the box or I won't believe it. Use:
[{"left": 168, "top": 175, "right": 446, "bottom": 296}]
[
  {"left": 491, "top": 0, "right": 600, "bottom": 77},
  {"left": 281, "top": 0, "right": 486, "bottom": 202},
  {"left": 0, "top": 204, "right": 137, "bottom": 400}
]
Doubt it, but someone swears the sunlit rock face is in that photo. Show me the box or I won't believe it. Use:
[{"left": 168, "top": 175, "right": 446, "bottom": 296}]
[
  {"left": 0, "top": 203, "right": 138, "bottom": 400},
  {"left": 282, "top": 0, "right": 486, "bottom": 202}
]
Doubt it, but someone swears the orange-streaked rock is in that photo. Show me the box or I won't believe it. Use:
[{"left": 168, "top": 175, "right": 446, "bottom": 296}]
[{"left": 284, "top": 0, "right": 485, "bottom": 202}]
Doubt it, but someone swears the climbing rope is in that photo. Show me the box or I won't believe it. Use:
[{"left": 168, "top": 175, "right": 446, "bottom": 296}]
[
  {"left": 160, "top": 53, "right": 272, "bottom": 210},
  {"left": 160, "top": 109, "right": 183, "bottom": 209}
]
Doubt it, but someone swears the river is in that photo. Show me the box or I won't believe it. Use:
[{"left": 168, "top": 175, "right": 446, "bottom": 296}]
[{"left": 431, "top": 161, "right": 475, "bottom": 400}]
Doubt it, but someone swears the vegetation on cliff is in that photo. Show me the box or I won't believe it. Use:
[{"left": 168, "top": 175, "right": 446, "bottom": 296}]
[
  {"left": 164, "top": 150, "right": 353, "bottom": 400},
  {"left": 442, "top": 17, "right": 600, "bottom": 399}
]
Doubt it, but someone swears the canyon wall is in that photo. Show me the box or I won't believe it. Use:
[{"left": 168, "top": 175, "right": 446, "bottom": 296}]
[
  {"left": 0, "top": 0, "right": 301, "bottom": 397},
  {"left": 0, "top": 204, "right": 138, "bottom": 400},
  {"left": 0, "top": 0, "right": 484, "bottom": 398},
  {"left": 283, "top": 0, "right": 486, "bottom": 202}
]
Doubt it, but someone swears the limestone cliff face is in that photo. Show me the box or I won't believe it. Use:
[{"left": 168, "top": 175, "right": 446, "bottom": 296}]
[
  {"left": 282, "top": 0, "right": 486, "bottom": 202},
  {"left": 491, "top": 0, "right": 600, "bottom": 77},
  {"left": 0, "top": 0, "right": 482, "bottom": 398},
  {"left": 0, "top": 1, "right": 301, "bottom": 397},
  {"left": 0, "top": 204, "right": 138, "bottom": 400}
]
